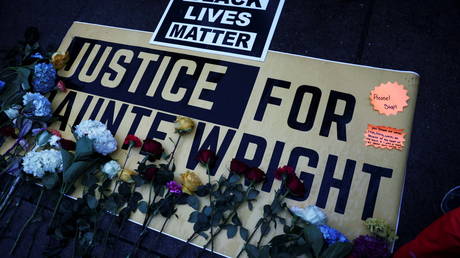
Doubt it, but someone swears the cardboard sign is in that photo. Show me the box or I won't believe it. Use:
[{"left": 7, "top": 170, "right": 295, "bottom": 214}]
[
  {"left": 51, "top": 22, "right": 419, "bottom": 257},
  {"left": 150, "top": 0, "right": 285, "bottom": 61}
]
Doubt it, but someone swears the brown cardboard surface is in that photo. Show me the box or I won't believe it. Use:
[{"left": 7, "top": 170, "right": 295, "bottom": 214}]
[{"left": 48, "top": 22, "right": 419, "bottom": 257}]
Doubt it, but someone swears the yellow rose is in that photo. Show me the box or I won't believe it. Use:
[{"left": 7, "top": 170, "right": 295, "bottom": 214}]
[
  {"left": 51, "top": 52, "right": 70, "bottom": 70},
  {"left": 180, "top": 171, "right": 203, "bottom": 195},
  {"left": 118, "top": 169, "right": 138, "bottom": 183},
  {"left": 175, "top": 117, "right": 195, "bottom": 135}
]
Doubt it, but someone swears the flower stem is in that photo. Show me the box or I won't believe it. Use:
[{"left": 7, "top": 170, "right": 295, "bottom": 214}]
[
  {"left": 207, "top": 165, "right": 214, "bottom": 253},
  {"left": 166, "top": 135, "right": 181, "bottom": 169},
  {"left": 0, "top": 176, "right": 21, "bottom": 215},
  {"left": 201, "top": 183, "right": 255, "bottom": 251},
  {"left": 235, "top": 219, "right": 264, "bottom": 258},
  {"left": 48, "top": 183, "right": 66, "bottom": 230},
  {"left": 122, "top": 144, "right": 133, "bottom": 170},
  {"left": 10, "top": 188, "right": 44, "bottom": 255}
]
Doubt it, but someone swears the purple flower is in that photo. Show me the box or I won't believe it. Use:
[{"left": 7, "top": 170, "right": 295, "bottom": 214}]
[
  {"left": 318, "top": 225, "right": 348, "bottom": 245},
  {"left": 32, "top": 63, "right": 56, "bottom": 93},
  {"left": 166, "top": 181, "right": 182, "bottom": 195},
  {"left": 349, "top": 235, "right": 390, "bottom": 258},
  {"left": 0, "top": 80, "right": 5, "bottom": 92}
]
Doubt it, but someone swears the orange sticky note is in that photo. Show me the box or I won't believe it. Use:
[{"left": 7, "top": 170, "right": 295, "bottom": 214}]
[
  {"left": 370, "top": 82, "right": 409, "bottom": 115},
  {"left": 364, "top": 124, "right": 406, "bottom": 150}
]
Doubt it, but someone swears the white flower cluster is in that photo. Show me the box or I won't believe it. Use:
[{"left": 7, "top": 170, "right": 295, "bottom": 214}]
[
  {"left": 74, "top": 120, "right": 117, "bottom": 155},
  {"left": 22, "top": 149, "right": 63, "bottom": 178},
  {"left": 49, "top": 135, "right": 61, "bottom": 148},
  {"left": 100, "top": 160, "right": 121, "bottom": 179},
  {"left": 290, "top": 205, "right": 327, "bottom": 225}
]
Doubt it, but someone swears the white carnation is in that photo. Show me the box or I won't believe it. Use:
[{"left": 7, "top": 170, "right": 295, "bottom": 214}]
[
  {"left": 290, "top": 205, "right": 327, "bottom": 225},
  {"left": 74, "top": 120, "right": 117, "bottom": 155},
  {"left": 101, "top": 160, "right": 121, "bottom": 179},
  {"left": 49, "top": 135, "right": 61, "bottom": 148},
  {"left": 22, "top": 149, "right": 63, "bottom": 178}
]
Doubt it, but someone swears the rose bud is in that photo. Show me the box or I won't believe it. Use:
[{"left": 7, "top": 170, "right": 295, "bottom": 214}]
[
  {"left": 245, "top": 167, "right": 266, "bottom": 183},
  {"left": 142, "top": 166, "right": 158, "bottom": 181},
  {"left": 124, "top": 134, "right": 142, "bottom": 148},
  {"left": 230, "top": 159, "right": 249, "bottom": 175},
  {"left": 180, "top": 171, "right": 203, "bottom": 195},
  {"left": 118, "top": 169, "right": 139, "bottom": 183},
  {"left": 47, "top": 129, "right": 62, "bottom": 137},
  {"left": 56, "top": 80, "right": 67, "bottom": 92},
  {"left": 275, "top": 166, "right": 296, "bottom": 180},
  {"left": 175, "top": 116, "right": 195, "bottom": 135},
  {"left": 287, "top": 176, "right": 305, "bottom": 196},
  {"left": 197, "top": 149, "right": 217, "bottom": 169},
  {"left": 140, "top": 139, "right": 164, "bottom": 161},
  {"left": 59, "top": 139, "right": 76, "bottom": 151},
  {"left": 51, "top": 51, "right": 70, "bottom": 70}
]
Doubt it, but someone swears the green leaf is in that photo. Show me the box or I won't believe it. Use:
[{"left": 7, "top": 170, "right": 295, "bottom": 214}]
[
  {"left": 261, "top": 221, "right": 271, "bottom": 235},
  {"left": 245, "top": 244, "right": 260, "bottom": 258},
  {"left": 228, "top": 174, "right": 240, "bottom": 184},
  {"left": 203, "top": 206, "right": 212, "bottom": 216},
  {"left": 86, "top": 195, "right": 98, "bottom": 209},
  {"left": 132, "top": 175, "right": 145, "bottom": 187},
  {"left": 188, "top": 211, "right": 200, "bottom": 223},
  {"left": 75, "top": 136, "right": 94, "bottom": 160},
  {"left": 240, "top": 227, "right": 249, "bottom": 241},
  {"left": 247, "top": 201, "right": 253, "bottom": 211},
  {"left": 247, "top": 189, "right": 259, "bottom": 200},
  {"left": 232, "top": 213, "right": 242, "bottom": 226},
  {"left": 60, "top": 150, "right": 74, "bottom": 171},
  {"left": 63, "top": 161, "right": 91, "bottom": 184},
  {"left": 187, "top": 195, "right": 200, "bottom": 210},
  {"left": 36, "top": 130, "right": 52, "bottom": 147},
  {"left": 41, "top": 173, "right": 58, "bottom": 190},
  {"left": 138, "top": 201, "right": 148, "bottom": 214},
  {"left": 15, "top": 67, "right": 31, "bottom": 91},
  {"left": 81, "top": 173, "right": 98, "bottom": 187},
  {"left": 303, "top": 224, "right": 324, "bottom": 257},
  {"left": 321, "top": 242, "right": 353, "bottom": 258},
  {"left": 226, "top": 224, "right": 237, "bottom": 239},
  {"left": 104, "top": 198, "right": 118, "bottom": 214},
  {"left": 118, "top": 182, "right": 131, "bottom": 197}
]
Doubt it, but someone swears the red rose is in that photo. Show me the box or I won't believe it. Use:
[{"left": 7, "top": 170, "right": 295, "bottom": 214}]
[
  {"left": 245, "top": 168, "right": 266, "bottom": 183},
  {"left": 59, "top": 139, "right": 76, "bottom": 151},
  {"left": 142, "top": 166, "right": 158, "bottom": 181},
  {"left": 0, "top": 126, "right": 16, "bottom": 137},
  {"left": 230, "top": 159, "right": 249, "bottom": 175},
  {"left": 287, "top": 176, "right": 305, "bottom": 196},
  {"left": 197, "top": 149, "right": 217, "bottom": 168},
  {"left": 124, "top": 134, "right": 142, "bottom": 148},
  {"left": 48, "top": 129, "right": 62, "bottom": 137},
  {"left": 275, "top": 166, "right": 296, "bottom": 180},
  {"left": 140, "top": 139, "right": 164, "bottom": 161}
]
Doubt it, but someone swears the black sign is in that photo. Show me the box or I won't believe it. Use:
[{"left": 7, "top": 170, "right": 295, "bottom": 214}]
[{"left": 150, "top": 0, "right": 285, "bottom": 61}]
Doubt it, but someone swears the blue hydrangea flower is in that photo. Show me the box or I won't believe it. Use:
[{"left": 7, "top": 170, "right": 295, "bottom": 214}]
[
  {"left": 31, "top": 52, "right": 44, "bottom": 59},
  {"left": 32, "top": 63, "right": 56, "bottom": 93},
  {"left": 22, "top": 92, "right": 52, "bottom": 117},
  {"left": 0, "top": 80, "right": 5, "bottom": 92},
  {"left": 318, "top": 225, "right": 348, "bottom": 245}
]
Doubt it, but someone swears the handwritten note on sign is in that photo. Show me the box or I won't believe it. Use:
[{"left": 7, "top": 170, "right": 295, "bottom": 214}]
[
  {"left": 364, "top": 124, "right": 406, "bottom": 150},
  {"left": 370, "top": 82, "right": 409, "bottom": 115}
]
